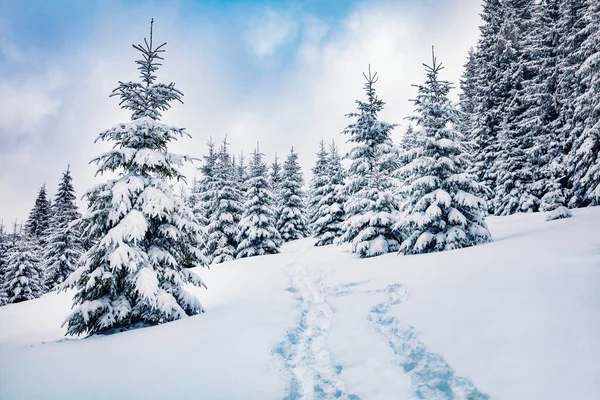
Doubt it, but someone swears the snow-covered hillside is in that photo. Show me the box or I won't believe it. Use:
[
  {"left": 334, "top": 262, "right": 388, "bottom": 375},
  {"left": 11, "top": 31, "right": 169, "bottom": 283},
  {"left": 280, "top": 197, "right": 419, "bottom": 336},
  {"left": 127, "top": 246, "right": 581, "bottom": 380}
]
[{"left": 1, "top": 208, "right": 599, "bottom": 400}]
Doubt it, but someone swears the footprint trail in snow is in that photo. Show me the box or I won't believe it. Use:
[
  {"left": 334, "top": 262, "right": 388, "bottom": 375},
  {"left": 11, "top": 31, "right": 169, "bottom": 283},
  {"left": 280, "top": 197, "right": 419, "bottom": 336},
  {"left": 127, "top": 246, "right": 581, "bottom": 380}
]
[
  {"left": 274, "top": 247, "right": 359, "bottom": 400},
  {"left": 368, "top": 284, "right": 491, "bottom": 400}
]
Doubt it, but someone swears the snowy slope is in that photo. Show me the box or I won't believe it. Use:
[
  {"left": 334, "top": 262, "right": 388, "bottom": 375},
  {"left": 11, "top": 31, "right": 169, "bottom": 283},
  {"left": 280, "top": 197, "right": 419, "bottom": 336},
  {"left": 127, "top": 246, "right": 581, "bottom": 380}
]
[{"left": 1, "top": 208, "right": 599, "bottom": 400}]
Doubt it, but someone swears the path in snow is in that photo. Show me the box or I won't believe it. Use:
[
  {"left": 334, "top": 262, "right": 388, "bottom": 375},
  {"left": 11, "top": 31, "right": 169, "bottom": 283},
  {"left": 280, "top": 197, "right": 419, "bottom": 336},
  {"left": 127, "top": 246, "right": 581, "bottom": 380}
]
[
  {"left": 274, "top": 243, "right": 359, "bottom": 400},
  {"left": 368, "top": 284, "right": 491, "bottom": 400}
]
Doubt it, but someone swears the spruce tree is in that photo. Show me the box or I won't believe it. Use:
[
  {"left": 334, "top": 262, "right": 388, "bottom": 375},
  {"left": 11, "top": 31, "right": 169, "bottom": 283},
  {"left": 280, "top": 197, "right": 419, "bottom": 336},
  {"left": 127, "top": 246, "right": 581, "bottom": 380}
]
[
  {"left": 205, "top": 139, "right": 244, "bottom": 264},
  {"left": 44, "top": 167, "right": 83, "bottom": 290},
  {"left": 62, "top": 20, "right": 207, "bottom": 336},
  {"left": 0, "top": 222, "right": 9, "bottom": 306},
  {"left": 398, "top": 49, "right": 492, "bottom": 255},
  {"left": 4, "top": 231, "right": 45, "bottom": 304},
  {"left": 568, "top": 0, "right": 600, "bottom": 207},
  {"left": 237, "top": 146, "right": 282, "bottom": 258},
  {"left": 337, "top": 66, "right": 401, "bottom": 257},
  {"left": 25, "top": 185, "right": 51, "bottom": 243},
  {"left": 312, "top": 141, "right": 346, "bottom": 246},
  {"left": 307, "top": 138, "right": 330, "bottom": 231},
  {"left": 276, "top": 147, "right": 309, "bottom": 242}
]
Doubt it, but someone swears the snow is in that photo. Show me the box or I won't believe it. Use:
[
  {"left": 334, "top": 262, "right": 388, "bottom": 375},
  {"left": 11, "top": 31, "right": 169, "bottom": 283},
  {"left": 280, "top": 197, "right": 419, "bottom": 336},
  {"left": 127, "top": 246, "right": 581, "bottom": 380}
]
[{"left": 1, "top": 207, "right": 600, "bottom": 400}]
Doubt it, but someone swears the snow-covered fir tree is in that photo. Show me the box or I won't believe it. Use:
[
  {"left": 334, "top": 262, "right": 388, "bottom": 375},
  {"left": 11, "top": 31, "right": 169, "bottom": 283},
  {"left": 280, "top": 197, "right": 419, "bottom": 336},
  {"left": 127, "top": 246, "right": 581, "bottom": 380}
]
[
  {"left": 270, "top": 154, "right": 282, "bottom": 192},
  {"left": 398, "top": 49, "right": 492, "bottom": 255},
  {"left": 276, "top": 147, "right": 309, "bottom": 242},
  {"left": 337, "top": 66, "right": 401, "bottom": 257},
  {"left": 44, "top": 166, "right": 83, "bottom": 290},
  {"left": 307, "top": 138, "right": 330, "bottom": 231},
  {"left": 237, "top": 145, "right": 282, "bottom": 258},
  {"left": 312, "top": 141, "right": 346, "bottom": 246},
  {"left": 205, "top": 139, "right": 244, "bottom": 264},
  {"left": 567, "top": 0, "right": 600, "bottom": 207},
  {"left": 25, "top": 185, "right": 51, "bottom": 244},
  {"left": 62, "top": 20, "right": 207, "bottom": 335},
  {"left": 0, "top": 222, "right": 9, "bottom": 306},
  {"left": 235, "top": 152, "right": 248, "bottom": 186},
  {"left": 3, "top": 230, "right": 45, "bottom": 304}
]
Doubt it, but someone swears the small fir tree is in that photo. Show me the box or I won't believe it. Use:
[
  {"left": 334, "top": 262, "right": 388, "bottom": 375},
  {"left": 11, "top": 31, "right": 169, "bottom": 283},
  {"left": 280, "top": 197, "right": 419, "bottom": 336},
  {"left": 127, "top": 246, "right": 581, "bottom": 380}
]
[
  {"left": 205, "top": 139, "right": 244, "bottom": 264},
  {"left": 237, "top": 146, "right": 282, "bottom": 258},
  {"left": 62, "top": 20, "right": 207, "bottom": 336},
  {"left": 277, "top": 148, "right": 309, "bottom": 242},
  {"left": 337, "top": 66, "right": 401, "bottom": 257},
  {"left": 44, "top": 167, "right": 83, "bottom": 290},
  {"left": 307, "top": 139, "right": 330, "bottom": 231},
  {"left": 312, "top": 141, "right": 346, "bottom": 246},
  {"left": 4, "top": 232, "right": 45, "bottom": 304},
  {"left": 25, "top": 185, "right": 51, "bottom": 244},
  {"left": 398, "top": 49, "right": 492, "bottom": 255}
]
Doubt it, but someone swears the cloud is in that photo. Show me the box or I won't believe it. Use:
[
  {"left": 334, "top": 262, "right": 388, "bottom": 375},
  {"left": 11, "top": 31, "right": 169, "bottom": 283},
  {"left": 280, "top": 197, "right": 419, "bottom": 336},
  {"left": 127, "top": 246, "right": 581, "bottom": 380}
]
[{"left": 0, "top": 0, "right": 482, "bottom": 223}]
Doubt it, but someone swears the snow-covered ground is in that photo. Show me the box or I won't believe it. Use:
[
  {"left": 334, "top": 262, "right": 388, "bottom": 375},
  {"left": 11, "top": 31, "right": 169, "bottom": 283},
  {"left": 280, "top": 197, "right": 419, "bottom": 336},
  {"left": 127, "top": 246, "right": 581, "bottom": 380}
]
[{"left": 1, "top": 207, "right": 599, "bottom": 400}]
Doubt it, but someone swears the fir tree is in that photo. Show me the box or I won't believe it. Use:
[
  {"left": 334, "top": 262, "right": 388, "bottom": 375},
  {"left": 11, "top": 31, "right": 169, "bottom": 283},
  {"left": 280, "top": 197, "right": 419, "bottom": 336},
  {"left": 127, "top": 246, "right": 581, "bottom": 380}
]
[
  {"left": 0, "top": 221, "right": 9, "bottom": 306},
  {"left": 312, "top": 141, "right": 346, "bottom": 246},
  {"left": 568, "top": 0, "right": 600, "bottom": 207},
  {"left": 307, "top": 138, "right": 330, "bottom": 231},
  {"left": 44, "top": 166, "right": 83, "bottom": 290},
  {"left": 25, "top": 185, "right": 51, "bottom": 243},
  {"left": 62, "top": 20, "right": 207, "bottom": 336},
  {"left": 237, "top": 146, "right": 282, "bottom": 258},
  {"left": 270, "top": 154, "right": 282, "bottom": 192},
  {"left": 277, "top": 147, "right": 309, "bottom": 242},
  {"left": 398, "top": 49, "right": 492, "bottom": 255},
  {"left": 337, "top": 66, "right": 401, "bottom": 257},
  {"left": 205, "top": 139, "right": 244, "bottom": 264},
  {"left": 3, "top": 231, "right": 45, "bottom": 304}
]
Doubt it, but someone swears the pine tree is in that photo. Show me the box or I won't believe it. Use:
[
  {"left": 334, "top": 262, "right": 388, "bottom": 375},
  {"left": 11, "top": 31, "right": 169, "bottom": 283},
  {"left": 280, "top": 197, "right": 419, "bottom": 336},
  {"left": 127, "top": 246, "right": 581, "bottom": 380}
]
[
  {"left": 337, "top": 66, "right": 401, "bottom": 257},
  {"left": 44, "top": 167, "right": 83, "bottom": 290},
  {"left": 307, "top": 138, "right": 330, "bottom": 231},
  {"left": 568, "top": 0, "right": 600, "bottom": 207},
  {"left": 458, "top": 47, "right": 478, "bottom": 140},
  {"left": 62, "top": 20, "right": 206, "bottom": 336},
  {"left": 3, "top": 231, "right": 45, "bottom": 304},
  {"left": 236, "top": 152, "right": 248, "bottom": 186},
  {"left": 0, "top": 221, "right": 10, "bottom": 306},
  {"left": 312, "top": 141, "right": 346, "bottom": 246},
  {"left": 270, "top": 154, "right": 282, "bottom": 192},
  {"left": 398, "top": 49, "right": 492, "bottom": 255},
  {"left": 277, "top": 148, "right": 309, "bottom": 242},
  {"left": 205, "top": 139, "right": 244, "bottom": 264},
  {"left": 25, "top": 185, "right": 51, "bottom": 243},
  {"left": 237, "top": 146, "right": 282, "bottom": 258}
]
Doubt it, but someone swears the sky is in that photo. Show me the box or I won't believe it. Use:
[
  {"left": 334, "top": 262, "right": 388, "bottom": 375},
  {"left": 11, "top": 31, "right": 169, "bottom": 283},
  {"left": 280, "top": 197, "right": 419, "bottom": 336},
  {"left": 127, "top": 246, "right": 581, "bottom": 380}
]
[{"left": 0, "top": 0, "right": 482, "bottom": 224}]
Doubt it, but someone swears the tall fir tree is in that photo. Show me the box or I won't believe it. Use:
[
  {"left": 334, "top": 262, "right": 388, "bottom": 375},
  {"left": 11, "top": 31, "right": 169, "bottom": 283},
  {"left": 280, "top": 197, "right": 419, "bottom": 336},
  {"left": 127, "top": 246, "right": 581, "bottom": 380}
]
[
  {"left": 0, "top": 221, "right": 9, "bottom": 306},
  {"left": 205, "top": 139, "right": 244, "bottom": 264},
  {"left": 567, "top": 0, "right": 600, "bottom": 207},
  {"left": 277, "top": 147, "right": 309, "bottom": 242},
  {"left": 493, "top": 0, "right": 540, "bottom": 216},
  {"left": 237, "top": 146, "right": 282, "bottom": 258},
  {"left": 25, "top": 185, "right": 51, "bottom": 244},
  {"left": 398, "top": 49, "right": 492, "bottom": 255},
  {"left": 44, "top": 166, "right": 83, "bottom": 290},
  {"left": 312, "top": 141, "right": 346, "bottom": 246},
  {"left": 337, "top": 66, "right": 401, "bottom": 257},
  {"left": 62, "top": 20, "right": 207, "bottom": 336},
  {"left": 3, "top": 230, "right": 45, "bottom": 304},
  {"left": 307, "top": 138, "right": 330, "bottom": 231}
]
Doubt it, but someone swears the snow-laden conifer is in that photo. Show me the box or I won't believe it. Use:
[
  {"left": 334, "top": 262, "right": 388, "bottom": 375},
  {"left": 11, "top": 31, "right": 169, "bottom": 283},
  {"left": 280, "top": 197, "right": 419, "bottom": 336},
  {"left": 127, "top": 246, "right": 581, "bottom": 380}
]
[
  {"left": 25, "top": 185, "right": 51, "bottom": 244},
  {"left": 398, "top": 49, "right": 492, "bottom": 255},
  {"left": 276, "top": 148, "right": 309, "bottom": 242},
  {"left": 237, "top": 146, "right": 282, "bottom": 258},
  {"left": 0, "top": 222, "right": 10, "bottom": 306},
  {"left": 62, "top": 21, "right": 207, "bottom": 336},
  {"left": 3, "top": 231, "right": 45, "bottom": 304},
  {"left": 337, "top": 66, "right": 401, "bottom": 257},
  {"left": 44, "top": 167, "right": 83, "bottom": 290},
  {"left": 308, "top": 139, "right": 330, "bottom": 231},
  {"left": 568, "top": 0, "right": 600, "bottom": 207},
  {"left": 205, "top": 139, "right": 244, "bottom": 264},
  {"left": 312, "top": 141, "right": 346, "bottom": 246}
]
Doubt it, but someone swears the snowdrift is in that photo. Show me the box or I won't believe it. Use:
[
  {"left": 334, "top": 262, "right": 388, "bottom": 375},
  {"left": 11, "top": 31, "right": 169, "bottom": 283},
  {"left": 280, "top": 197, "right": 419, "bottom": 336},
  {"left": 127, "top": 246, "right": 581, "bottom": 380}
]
[{"left": 1, "top": 208, "right": 599, "bottom": 400}]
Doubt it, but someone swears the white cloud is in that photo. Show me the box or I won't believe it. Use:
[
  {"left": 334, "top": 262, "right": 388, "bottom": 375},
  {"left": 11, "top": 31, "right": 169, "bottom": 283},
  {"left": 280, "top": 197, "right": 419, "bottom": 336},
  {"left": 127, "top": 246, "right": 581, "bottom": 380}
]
[{"left": 245, "top": 8, "right": 300, "bottom": 58}]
